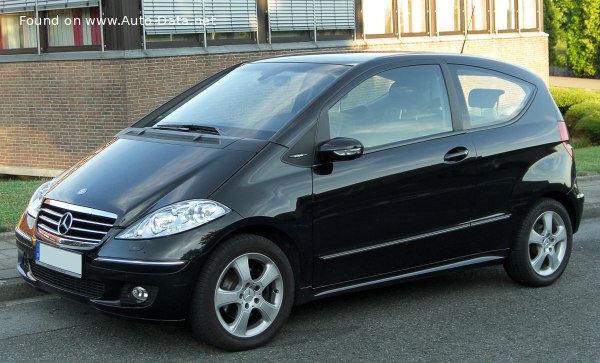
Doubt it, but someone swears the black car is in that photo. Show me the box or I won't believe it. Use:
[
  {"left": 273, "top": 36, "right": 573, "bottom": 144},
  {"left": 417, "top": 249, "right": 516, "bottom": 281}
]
[{"left": 15, "top": 53, "right": 584, "bottom": 351}]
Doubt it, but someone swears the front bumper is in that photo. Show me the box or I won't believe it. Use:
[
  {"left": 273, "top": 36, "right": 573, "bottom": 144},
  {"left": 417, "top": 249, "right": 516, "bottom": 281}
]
[
  {"left": 16, "top": 242, "right": 201, "bottom": 321},
  {"left": 13, "top": 214, "right": 244, "bottom": 322}
]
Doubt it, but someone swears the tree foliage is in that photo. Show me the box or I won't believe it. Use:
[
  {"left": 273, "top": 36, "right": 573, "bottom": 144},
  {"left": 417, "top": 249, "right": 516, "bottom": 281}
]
[
  {"left": 544, "top": 0, "right": 563, "bottom": 65},
  {"left": 558, "top": 0, "right": 600, "bottom": 77}
]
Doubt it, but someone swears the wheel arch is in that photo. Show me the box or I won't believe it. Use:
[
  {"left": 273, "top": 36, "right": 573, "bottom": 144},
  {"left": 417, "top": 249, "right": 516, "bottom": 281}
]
[
  {"left": 540, "top": 191, "right": 578, "bottom": 232},
  {"left": 204, "top": 221, "right": 306, "bottom": 299}
]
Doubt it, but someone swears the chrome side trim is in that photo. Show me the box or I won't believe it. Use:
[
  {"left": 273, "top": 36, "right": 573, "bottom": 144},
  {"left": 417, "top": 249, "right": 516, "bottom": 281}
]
[
  {"left": 320, "top": 213, "right": 512, "bottom": 261},
  {"left": 320, "top": 223, "right": 470, "bottom": 260},
  {"left": 45, "top": 199, "right": 118, "bottom": 219},
  {"left": 315, "top": 256, "right": 504, "bottom": 297},
  {"left": 15, "top": 227, "right": 33, "bottom": 243},
  {"left": 94, "top": 257, "right": 187, "bottom": 266},
  {"left": 470, "top": 213, "right": 511, "bottom": 227}
]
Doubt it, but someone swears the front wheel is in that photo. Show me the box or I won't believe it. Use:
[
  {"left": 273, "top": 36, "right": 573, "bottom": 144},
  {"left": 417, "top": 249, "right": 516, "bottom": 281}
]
[
  {"left": 504, "top": 198, "right": 573, "bottom": 287},
  {"left": 190, "top": 234, "right": 294, "bottom": 351}
]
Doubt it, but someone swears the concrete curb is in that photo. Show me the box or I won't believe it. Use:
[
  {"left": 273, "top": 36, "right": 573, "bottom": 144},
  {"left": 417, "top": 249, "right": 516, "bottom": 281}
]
[{"left": 0, "top": 278, "right": 46, "bottom": 303}]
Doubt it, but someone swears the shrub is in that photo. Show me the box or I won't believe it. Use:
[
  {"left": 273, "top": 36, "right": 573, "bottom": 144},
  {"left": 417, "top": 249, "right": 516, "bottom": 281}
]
[
  {"left": 572, "top": 136, "right": 592, "bottom": 148},
  {"left": 575, "top": 110, "right": 600, "bottom": 144},
  {"left": 564, "top": 100, "right": 600, "bottom": 128},
  {"left": 550, "top": 87, "right": 600, "bottom": 113}
]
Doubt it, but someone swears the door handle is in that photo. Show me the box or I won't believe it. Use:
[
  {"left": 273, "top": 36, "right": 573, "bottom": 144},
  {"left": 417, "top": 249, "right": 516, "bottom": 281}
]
[{"left": 444, "top": 147, "right": 469, "bottom": 163}]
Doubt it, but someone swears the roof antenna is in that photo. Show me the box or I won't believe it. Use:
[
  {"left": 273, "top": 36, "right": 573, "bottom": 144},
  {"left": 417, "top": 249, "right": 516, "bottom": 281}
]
[{"left": 461, "top": 4, "right": 476, "bottom": 54}]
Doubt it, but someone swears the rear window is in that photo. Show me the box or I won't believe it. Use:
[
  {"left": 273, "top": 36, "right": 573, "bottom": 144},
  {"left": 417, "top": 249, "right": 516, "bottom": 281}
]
[{"left": 451, "top": 65, "right": 534, "bottom": 129}]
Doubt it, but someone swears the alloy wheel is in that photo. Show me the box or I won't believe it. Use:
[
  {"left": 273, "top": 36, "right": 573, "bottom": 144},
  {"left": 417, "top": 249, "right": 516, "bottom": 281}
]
[
  {"left": 528, "top": 211, "right": 568, "bottom": 276},
  {"left": 214, "top": 253, "right": 284, "bottom": 338}
]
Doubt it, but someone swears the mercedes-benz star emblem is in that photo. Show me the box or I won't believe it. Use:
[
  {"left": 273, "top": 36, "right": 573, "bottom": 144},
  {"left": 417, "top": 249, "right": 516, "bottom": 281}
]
[{"left": 57, "top": 212, "right": 73, "bottom": 235}]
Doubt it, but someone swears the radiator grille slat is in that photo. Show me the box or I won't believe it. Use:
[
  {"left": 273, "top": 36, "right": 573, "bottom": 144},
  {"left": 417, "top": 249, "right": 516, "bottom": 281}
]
[{"left": 37, "top": 200, "right": 117, "bottom": 245}]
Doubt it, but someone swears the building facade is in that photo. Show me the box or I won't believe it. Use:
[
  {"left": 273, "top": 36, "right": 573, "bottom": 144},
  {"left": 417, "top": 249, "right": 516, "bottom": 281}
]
[{"left": 0, "top": 0, "right": 547, "bottom": 176}]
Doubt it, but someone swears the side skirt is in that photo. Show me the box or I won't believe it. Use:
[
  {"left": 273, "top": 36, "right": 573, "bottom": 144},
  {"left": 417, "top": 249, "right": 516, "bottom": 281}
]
[{"left": 300, "top": 252, "right": 508, "bottom": 303}]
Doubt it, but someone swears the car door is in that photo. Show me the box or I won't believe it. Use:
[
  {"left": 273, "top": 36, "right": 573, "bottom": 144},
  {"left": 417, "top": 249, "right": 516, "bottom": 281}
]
[
  {"left": 312, "top": 62, "right": 479, "bottom": 287},
  {"left": 447, "top": 64, "right": 539, "bottom": 253}
]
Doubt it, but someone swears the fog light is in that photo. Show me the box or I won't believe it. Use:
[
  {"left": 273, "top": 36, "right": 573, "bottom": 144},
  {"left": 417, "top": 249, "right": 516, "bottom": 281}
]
[{"left": 131, "top": 286, "right": 149, "bottom": 302}]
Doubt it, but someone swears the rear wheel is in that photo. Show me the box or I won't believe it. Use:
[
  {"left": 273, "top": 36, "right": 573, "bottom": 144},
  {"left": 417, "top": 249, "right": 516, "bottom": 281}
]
[
  {"left": 190, "top": 234, "right": 294, "bottom": 351},
  {"left": 504, "top": 198, "right": 573, "bottom": 287}
]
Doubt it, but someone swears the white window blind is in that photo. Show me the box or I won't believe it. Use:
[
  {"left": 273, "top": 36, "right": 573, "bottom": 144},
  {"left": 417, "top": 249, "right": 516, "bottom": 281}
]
[
  {"left": 268, "top": 0, "right": 314, "bottom": 31},
  {"left": 315, "top": 0, "right": 354, "bottom": 30},
  {"left": 37, "top": 0, "right": 100, "bottom": 11},
  {"left": 268, "top": 0, "right": 355, "bottom": 32},
  {"left": 0, "top": 0, "right": 36, "bottom": 14},
  {"left": 204, "top": 0, "right": 258, "bottom": 33},
  {"left": 143, "top": 0, "right": 258, "bottom": 35},
  {"left": 143, "top": 0, "right": 204, "bottom": 34}
]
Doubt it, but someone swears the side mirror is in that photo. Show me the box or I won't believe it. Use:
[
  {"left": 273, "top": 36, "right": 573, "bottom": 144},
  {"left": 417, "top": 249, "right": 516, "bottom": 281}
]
[{"left": 319, "top": 137, "right": 364, "bottom": 162}]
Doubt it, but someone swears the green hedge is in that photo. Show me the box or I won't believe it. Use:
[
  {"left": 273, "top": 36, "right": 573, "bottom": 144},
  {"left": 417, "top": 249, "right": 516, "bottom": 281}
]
[
  {"left": 564, "top": 101, "right": 600, "bottom": 128},
  {"left": 550, "top": 87, "right": 600, "bottom": 112},
  {"left": 575, "top": 110, "right": 600, "bottom": 143}
]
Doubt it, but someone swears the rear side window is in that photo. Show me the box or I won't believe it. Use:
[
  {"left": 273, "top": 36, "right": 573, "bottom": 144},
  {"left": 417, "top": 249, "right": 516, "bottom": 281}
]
[{"left": 451, "top": 65, "right": 534, "bottom": 129}]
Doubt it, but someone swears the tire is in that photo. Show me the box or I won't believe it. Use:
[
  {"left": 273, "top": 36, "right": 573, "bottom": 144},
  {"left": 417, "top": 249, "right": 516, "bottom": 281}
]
[
  {"left": 504, "top": 198, "right": 573, "bottom": 287},
  {"left": 190, "top": 234, "right": 294, "bottom": 351}
]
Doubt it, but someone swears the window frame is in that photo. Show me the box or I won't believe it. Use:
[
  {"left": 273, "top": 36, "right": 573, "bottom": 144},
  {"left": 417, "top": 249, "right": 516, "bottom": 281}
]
[
  {"left": 492, "top": 0, "right": 518, "bottom": 33},
  {"left": 516, "top": 0, "right": 540, "bottom": 32},
  {"left": 465, "top": 0, "right": 492, "bottom": 34},
  {"left": 362, "top": 0, "right": 398, "bottom": 39},
  {"left": 0, "top": 11, "right": 38, "bottom": 54},
  {"left": 398, "top": 0, "right": 430, "bottom": 37},
  {"left": 144, "top": 34, "right": 204, "bottom": 49},
  {"left": 316, "top": 59, "right": 462, "bottom": 154},
  {"left": 447, "top": 63, "right": 538, "bottom": 132},
  {"left": 432, "top": 0, "right": 465, "bottom": 36}
]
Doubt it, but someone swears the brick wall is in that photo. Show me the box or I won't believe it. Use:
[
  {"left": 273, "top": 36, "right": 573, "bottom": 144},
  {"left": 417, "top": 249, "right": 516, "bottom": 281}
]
[{"left": 0, "top": 34, "right": 548, "bottom": 176}]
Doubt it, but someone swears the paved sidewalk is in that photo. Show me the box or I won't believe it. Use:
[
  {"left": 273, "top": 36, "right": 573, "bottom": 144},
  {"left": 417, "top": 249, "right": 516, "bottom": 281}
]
[
  {"left": 550, "top": 76, "right": 600, "bottom": 91},
  {"left": 0, "top": 233, "right": 18, "bottom": 280},
  {"left": 0, "top": 176, "right": 598, "bottom": 301}
]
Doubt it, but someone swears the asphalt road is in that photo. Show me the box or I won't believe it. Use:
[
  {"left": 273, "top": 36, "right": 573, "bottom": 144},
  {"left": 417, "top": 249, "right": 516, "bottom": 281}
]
[{"left": 1, "top": 219, "right": 599, "bottom": 363}]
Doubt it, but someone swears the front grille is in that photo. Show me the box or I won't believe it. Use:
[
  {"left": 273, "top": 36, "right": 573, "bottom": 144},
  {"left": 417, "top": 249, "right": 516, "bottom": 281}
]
[
  {"left": 37, "top": 200, "right": 117, "bottom": 245},
  {"left": 30, "top": 261, "right": 105, "bottom": 299}
]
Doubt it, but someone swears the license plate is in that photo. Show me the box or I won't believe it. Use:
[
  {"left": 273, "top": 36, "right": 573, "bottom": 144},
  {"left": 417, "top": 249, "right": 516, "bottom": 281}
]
[{"left": 36, "top": 242, "right": 82, "bottom": 278}]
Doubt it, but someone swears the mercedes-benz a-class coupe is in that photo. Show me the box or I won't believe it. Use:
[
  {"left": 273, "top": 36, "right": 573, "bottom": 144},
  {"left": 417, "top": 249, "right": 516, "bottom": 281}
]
[{"left": 15, "top": 53, "right": 584, "bottom": 350}]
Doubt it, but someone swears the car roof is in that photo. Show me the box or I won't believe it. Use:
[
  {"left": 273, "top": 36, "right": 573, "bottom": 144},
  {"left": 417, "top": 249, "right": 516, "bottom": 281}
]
[
  {"left": 251, "top": 53, "right": 399, "bottom": 66},
  {"left": 250, "top": 52, "right": 541, "bottom": 84}
]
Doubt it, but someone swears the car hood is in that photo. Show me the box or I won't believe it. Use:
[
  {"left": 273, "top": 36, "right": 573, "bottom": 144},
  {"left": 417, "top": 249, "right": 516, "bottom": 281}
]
[{"left": 45, "top": 134, "right": 265, "bottom": 227}]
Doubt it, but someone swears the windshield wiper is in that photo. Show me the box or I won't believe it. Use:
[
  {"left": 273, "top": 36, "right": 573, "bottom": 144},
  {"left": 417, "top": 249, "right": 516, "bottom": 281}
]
[{"left": 151, "top": 124, "right": 220, "bottom": 135}]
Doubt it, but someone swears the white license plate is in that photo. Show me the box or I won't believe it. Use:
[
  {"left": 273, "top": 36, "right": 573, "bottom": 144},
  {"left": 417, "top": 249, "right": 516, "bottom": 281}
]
[{"left": 36, "top": 243, "right": 82, "bottom": 278}]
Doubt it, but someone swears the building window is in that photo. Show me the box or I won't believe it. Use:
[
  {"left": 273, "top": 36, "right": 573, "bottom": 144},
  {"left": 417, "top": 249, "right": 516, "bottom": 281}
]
[
  {"left": 363, "top": 0, "right": 395, "bottom": 36},
  {"left": 466, "top": 0, "right": 488, "bottom": 31},
  {"left": 267, "top": 0, "right": 355, "bottom": 42},
  {"left": 435, "top": 0, "right": 462, "bottom": 33},
  {"left": 146, "top": 33, "right": 203, "bottom": 45},
  {"left": 46, "top": 8, "right": 101, "bottom": 47},
  {"left": 518, "top": 0, "right": 538, "bottom": 30},
  {"left": 143, "top": 0, "right": 259, "bottom": 48},
  {"left": 399, "top": 0, "right": 428, "bottom": 34},
  {"left": 495, "top": 0, "right": 516, "bottom": 30},
  {"left": 0, "top": 12, "right": 37, "bottom": 49}
]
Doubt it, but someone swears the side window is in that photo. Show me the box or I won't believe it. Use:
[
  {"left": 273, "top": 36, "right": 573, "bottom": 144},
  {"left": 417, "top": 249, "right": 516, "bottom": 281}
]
[
  {"left": 328, "top": 65, "right": 452, "bottom": 148},
  {"left": 452, "top": 65, "right": 534, "bottom": 128}
]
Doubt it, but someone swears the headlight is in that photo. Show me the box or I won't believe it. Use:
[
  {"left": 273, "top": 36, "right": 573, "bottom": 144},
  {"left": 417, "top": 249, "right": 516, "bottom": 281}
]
[
  {"left": 26, "top": 179, "right": 55, "bottom": 218},
  {"left": 116, "top": 200, "right": 231, "bottom": 239}
]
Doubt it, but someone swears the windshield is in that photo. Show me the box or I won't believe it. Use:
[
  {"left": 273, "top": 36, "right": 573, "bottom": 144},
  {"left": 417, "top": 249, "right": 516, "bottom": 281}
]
[{"left": 153, "top": 62, "right": 350, "bottom": 140}]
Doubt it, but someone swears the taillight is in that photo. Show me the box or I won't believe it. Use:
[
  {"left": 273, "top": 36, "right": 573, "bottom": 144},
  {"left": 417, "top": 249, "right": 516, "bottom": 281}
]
[{"left": 558, "top": 121, "right": 574, "bottom": 158}]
